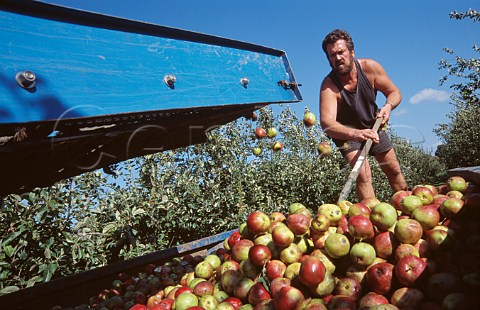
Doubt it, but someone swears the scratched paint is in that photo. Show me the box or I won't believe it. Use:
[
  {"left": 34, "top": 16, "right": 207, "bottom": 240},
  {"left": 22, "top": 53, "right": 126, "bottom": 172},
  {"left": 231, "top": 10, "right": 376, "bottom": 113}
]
[{"left": 0, "top": 9, "right": 300, "bottom": 124}]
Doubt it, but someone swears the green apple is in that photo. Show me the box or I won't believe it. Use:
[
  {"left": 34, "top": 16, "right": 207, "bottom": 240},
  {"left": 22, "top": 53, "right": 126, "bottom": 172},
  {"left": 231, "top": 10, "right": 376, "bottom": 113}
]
[
  {"left": 175, "top": 293, "right": 198, "bottom": 310},
  {"left": 267, "top": 127, "right": 278, "bottom": 138},
  {"left": 303, "top": 112, "right": 316, "bottom": 127},
  {"left": 324, "top": 233, "right": 350, "bottom": 258},
  {"left": 370, "top": 202, "right": 398, "bottom": 231},
  {"left": 317, "top": 204, "right": 342, "bottom": 226}
]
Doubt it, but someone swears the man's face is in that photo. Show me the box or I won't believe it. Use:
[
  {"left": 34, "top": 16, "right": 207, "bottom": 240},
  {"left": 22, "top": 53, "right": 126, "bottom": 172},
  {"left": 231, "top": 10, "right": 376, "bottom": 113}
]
[{"left": 326, "top": 39, "right": 355, "bottom": 76}]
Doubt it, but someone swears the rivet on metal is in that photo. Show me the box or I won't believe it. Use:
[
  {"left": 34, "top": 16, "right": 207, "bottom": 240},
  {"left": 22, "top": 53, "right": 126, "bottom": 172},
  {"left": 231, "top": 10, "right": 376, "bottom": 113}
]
[
  {"left": 240, "top": 77, "right": 249, "bottom": 88},
  {"left": 16, "top": 71, "right": 36, "bottom": 90},
  {"left": 164, "top": 74, "right": 176, "bottom": 89}
]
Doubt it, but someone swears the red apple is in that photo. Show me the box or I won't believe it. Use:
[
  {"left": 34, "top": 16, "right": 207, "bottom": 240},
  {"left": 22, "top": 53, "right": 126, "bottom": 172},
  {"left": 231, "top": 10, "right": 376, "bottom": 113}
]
[
  {"left": 411, "top": 205, "right": 441, "bottom": 231},
  {"left": 359, "top": 292, "right": 389, "bottom": 308},
  {"left": 219, "top": 260, "right": 240, "bottom": 274},
  {"left": 361, "top": 197, "right": 381, "bottom": 209},
  {"left": 336, "top": 215, "right": 349, "bottom": 235},
  {"left": 317, "top": 142, "right": 332, "bottom": 157},
  {"left": 394, "top": 218, "right": 423, "bottom": 245},
  {"left": 413, "top": 186, "right": 435, "bottom": 205},
  {"left": 231, "top": 239, "right": 254, "bottom": 263},
  {"left": 270, "top": 212, "right": 287, "bottom": 223},
  {"left": 239, "top": 259, "right": 261, "bottom": 280},
  {"left": 223, "top": 297, "right": 242, "bottom": 309},
  {"left": 248, "top": 244, "right": 272, "bottom": 267},
  {"left": 298, "top": 255, "right": 326, "bottom": 288},
  {"left": 255, "top": 127, "right": 267, "bottom": 139},
  {"left": 373, "top": 231, "right": 399, "bottom": 260},
  {"left": 273, "top": 285, "right": 305, "bottom": 310},
  {"left": 228, "top": 231, "right": 242, "bottom": 249},
  {"left": 272, "top": 224, "right": 295, "bottom": 247},
  {"left": 286, "top": 213, "right": 310, "bottom": 236},
  {"left": 303, "top": 112, "right": 316, "bottom": 127},
  {"left": 395, "top": 243, "right": 420, "bottom": 262},
  {"left": 334, "top": 277, "right": 362, "bottom": 300},
  {"left": 272, "top": 141, "right": 283, "bottom": 151},
  {"left": 326, "top": 295, "right": 357, "bottom": 309},
  {"left": 247, "top": 211, "right": 271, "bottom": 235},
  {"left": 269, "top": 277, "right": 291, "bottom": 299},
  {"left": 365, "top": 262, "right": 394, "bottom": 295},
  {"left": 192, "top": 280, "right": 214, "bottom": 297},
  {"left": 265, "top": 259, "right": 287, "bottom": 281},
  {"left": 395, "top": 255, "right": 428, "bottom": 287},
  {"left": 390, "top": 190, "right": 411, "bottom": 210},
  {"left": 424, "top": 184, "right": 438, "bottom": 196},
  {"left": 347, "top": 202, "right": 371, "bottom": 219},
  {"left": 348, "top": 215, "right": 375, "bottom": 241},
  {"left": 220, "top": 269, "right": 242, "bottom": 295},
  {"left": 157, "top": 298, "right": 174, "bottom": 310},
  {"left": 247, "top": 283, "right": 271, "bottom": 306}
]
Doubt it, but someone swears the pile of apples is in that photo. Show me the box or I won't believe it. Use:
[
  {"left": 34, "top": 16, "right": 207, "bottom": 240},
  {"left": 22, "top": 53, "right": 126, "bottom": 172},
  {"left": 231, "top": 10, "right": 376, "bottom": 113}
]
[{"left": 62, "top": 175, "right": 480, "bottom": 310}]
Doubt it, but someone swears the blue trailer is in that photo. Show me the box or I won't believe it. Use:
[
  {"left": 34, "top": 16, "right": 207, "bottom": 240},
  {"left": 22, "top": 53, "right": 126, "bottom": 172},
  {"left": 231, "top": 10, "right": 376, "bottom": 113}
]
[{"left": 0, "top": 0, "right": 301, "bottom": 195}]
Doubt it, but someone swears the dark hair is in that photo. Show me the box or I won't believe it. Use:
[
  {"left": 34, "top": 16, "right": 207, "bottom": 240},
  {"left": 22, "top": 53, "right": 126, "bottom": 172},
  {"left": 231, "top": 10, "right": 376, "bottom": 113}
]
[{"left": 322, "top": 29, "right": 355, "bottom": 54}]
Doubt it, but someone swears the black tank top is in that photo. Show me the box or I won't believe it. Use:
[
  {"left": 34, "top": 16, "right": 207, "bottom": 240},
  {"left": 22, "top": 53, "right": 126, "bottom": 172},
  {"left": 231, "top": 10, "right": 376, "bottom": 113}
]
[{"left": 328, "top": 59, "right": 378, "bottom": 131}]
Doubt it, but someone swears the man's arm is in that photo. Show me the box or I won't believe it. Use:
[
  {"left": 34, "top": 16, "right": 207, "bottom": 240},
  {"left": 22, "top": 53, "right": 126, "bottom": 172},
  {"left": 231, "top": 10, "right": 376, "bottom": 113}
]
[
  {"left": 362, "top": 59, "right": 402, "bottom": 124},
  {"left": 319, "top": 77, "right": 379, "bottom": 143}
]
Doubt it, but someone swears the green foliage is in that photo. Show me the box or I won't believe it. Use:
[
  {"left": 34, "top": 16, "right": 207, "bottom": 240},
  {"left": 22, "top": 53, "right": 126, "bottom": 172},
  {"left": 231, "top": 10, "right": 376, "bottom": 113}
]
[
  {"left": 434, "top": 8, "right": 480, "bottom": 169},
  {"left": 0, "top": 105, "right": 444, "bottom": 294}
]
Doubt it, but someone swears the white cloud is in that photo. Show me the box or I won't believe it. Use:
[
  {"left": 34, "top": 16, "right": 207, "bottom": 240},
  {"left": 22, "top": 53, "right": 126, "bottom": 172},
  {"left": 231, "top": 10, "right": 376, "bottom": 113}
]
[{"left": 409, "top": 88, "right": 450, "bottom": 104}]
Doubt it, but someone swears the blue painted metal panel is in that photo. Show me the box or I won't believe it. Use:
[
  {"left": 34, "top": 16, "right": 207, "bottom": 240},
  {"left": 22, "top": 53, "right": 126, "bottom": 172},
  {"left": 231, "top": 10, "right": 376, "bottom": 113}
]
[
  {"left": 0, "top": 3, "right": 300, "bottom": 125},
  {"left": 0, "top": 0, "right": 302, "bottom": 195}
]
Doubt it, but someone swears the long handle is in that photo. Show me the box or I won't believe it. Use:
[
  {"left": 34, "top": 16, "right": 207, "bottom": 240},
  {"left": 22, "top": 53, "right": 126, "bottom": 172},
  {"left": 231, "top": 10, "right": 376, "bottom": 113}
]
[{"left": 337, "top": 117, "right": 384, "bottom": 203}]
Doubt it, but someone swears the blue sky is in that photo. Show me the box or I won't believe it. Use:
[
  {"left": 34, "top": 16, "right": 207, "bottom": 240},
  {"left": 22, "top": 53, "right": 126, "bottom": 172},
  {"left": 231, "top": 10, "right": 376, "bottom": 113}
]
[{"left": 45, "top": 0, "right": 478, "bottom": 153}]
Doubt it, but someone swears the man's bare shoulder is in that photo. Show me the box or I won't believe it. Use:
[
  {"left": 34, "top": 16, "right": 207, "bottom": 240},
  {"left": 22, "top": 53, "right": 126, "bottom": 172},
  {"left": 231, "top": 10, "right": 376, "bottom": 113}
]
[
  {"left": 357, "top": 58, "right": 382, "bottom": 73},
  {"left": 321, "top": 75, "right": 337, "bottom": 92}
]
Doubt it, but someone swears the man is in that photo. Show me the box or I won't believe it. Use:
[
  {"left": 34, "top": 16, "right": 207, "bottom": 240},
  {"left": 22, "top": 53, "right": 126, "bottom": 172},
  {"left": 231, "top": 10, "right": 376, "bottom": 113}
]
[{"left": 319, "top": 29, "right": 407, "bottom": 200}]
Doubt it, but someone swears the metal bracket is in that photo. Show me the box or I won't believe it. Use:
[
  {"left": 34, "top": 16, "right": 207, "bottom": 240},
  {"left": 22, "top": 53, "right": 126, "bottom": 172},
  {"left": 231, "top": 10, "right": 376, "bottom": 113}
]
[{"left": 277, "top": 80, "right": 301, "bottom": 90}]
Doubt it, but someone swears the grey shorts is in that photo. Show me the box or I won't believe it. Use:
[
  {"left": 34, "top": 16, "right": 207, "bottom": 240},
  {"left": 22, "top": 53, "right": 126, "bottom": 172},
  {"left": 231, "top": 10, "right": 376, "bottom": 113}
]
[{"left": 333, "top": 130, "right": 393, "bottom": 157}]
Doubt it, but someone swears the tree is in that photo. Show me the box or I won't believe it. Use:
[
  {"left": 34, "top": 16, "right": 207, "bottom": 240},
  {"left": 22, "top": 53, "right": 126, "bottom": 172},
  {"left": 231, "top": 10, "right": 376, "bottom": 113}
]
[{"left": 434, "top": 9, "right": 480, "bottom": 168}]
